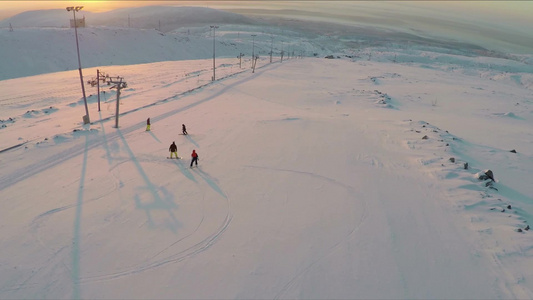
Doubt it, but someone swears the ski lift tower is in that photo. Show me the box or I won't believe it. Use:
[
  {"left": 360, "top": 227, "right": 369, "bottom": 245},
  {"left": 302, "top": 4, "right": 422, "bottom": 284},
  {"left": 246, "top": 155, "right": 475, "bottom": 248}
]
[
  {"left": 107, "top": 76, "right": 127, "bottom": 128},
  {"left": 87, "top": 69, "right": 108, "bottom": 111}
]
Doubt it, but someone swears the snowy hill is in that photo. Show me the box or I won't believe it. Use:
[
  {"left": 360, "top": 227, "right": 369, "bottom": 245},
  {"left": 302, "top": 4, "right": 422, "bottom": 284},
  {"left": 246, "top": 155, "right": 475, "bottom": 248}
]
[
  {"left": 0, "top": 9, "right": 84, "bottom": 27},
  {"left": 2, "top": 5, "right": 531, "bottom": 81},
  {"left": 0, "top": 6, "right": 269, "bottom": 80},
  {"left": 0, "top": 6, "right": 255, "bottom": 29},
  {"left": 0, "top": 26, "right": 238, "bottom": 80},
  {"left": 1, "top": 4, "right": 533, "bottom": 299},
  {"left": 90, "top": 6, "right": 255, "bottom": 30},
  {"left": 0, "top": 6, "right": 336, "bottom": 80}
]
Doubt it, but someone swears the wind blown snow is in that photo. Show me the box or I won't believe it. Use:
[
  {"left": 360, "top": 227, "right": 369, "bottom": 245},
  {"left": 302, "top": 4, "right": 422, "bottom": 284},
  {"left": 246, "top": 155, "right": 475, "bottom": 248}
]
[{"left": 1, "top": 5, "right": 533, "bottom": 300}]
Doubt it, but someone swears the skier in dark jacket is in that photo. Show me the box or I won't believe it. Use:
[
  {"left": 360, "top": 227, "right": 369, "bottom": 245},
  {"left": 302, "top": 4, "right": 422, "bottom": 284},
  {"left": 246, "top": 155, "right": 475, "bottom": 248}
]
[
  {"left": 146, "top": 118, "right": 151, "bottom": 131},
  {"left": 182, "top": 124, "right": 188, "bottom": 135},
  {"left": 190, "top": 149, "right": 198, "bottom": 167},
  {"left": 169, "top": 142, "right": 178, "bottom": 159}
]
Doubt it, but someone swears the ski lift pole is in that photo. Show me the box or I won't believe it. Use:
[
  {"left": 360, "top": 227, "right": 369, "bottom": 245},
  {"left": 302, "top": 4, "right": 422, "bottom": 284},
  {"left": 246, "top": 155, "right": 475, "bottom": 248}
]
[
  {"left": 114, "top": 87, "right": 120, "bottom": 128},
  {"left": 96, "top": 70, "right": 107, "bottom": 112},
  {"left": 67, "top": 6, "right": 90, "bottom": 124},
  {"left": 97, "top": 69, "right": 101, "bottom": 111},
  {"left": 252, "top": 55, "right": 258, "bottom": 73},
  {"left": 96, "top": 69, "right": 100, "bottom": 111},
  {"left": 237, "top": 53, "right": 244, "bottom": 69}
]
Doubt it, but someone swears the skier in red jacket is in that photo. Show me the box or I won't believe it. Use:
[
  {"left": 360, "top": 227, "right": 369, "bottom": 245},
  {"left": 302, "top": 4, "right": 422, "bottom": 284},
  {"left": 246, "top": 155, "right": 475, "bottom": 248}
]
[{"left": 190, "top": 150, "right": 198, "bottom": 168}]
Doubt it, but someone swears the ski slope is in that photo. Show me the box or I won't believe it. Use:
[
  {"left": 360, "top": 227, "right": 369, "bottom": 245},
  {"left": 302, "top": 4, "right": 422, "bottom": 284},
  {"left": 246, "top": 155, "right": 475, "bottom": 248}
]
[{"left": 1, "top": 51, "right": 532, "bottom": 298}]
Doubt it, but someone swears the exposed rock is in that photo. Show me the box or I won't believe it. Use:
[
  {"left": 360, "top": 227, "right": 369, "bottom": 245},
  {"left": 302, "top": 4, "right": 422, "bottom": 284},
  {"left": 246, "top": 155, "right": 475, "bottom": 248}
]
[
  {"left": 449, "top": 157, "right": 455, "bottom": 163},
  {"left": 422, "top": 135, "right": 428, "bottom": 140},
  {"left": 510, "top": 149, "right": 517, "bottom": 153},
  {"left": 478, "top": 170, "right": 495, "bottom": 182},
  {"left": 485, "top": 170, "right": 495, "bottom": 181}
]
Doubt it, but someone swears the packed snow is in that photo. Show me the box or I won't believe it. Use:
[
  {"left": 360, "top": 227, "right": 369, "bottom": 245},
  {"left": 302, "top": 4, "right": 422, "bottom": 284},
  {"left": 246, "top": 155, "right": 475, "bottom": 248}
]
[{"left": 1, "top": 5, "right": 533, "bottom": 300}]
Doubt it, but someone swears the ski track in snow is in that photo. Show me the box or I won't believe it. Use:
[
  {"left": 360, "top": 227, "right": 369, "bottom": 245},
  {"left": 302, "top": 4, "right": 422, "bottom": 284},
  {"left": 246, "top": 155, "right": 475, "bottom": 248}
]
[
  {"left": 242, "top": 166, "right": 369, "bottom": 300},
  {"left": 78, "top": 179, "right": 232, "bottom": 284}
]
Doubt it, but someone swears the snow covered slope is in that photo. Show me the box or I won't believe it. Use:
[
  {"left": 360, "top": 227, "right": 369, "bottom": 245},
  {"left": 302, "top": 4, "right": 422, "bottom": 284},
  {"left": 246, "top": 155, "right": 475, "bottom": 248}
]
[
  {"left": 1, "top": 3, "right": 532, "bottom": 299},
  {"left": 1, "top": 49, "right": 532, "bottom": 298}
]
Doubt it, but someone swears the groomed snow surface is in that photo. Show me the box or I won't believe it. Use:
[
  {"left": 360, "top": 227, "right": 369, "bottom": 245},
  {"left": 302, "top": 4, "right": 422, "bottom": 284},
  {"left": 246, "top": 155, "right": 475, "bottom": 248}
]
[{"left": 1, "top": 53, "right": 533, "bottom": 298}]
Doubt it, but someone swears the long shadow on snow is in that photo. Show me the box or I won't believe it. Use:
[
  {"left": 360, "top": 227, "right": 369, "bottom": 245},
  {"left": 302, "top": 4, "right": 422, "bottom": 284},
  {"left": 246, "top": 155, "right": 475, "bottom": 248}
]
[
  {"left": 148, "top": 130, "right": 162, "bottom": 143},
  {"left": 171, "top": 158, "right": 197, "bottom": 183},
  {"left": 97, "top": 111, "right": 114, "bottom": 166},
  {"left": 116, "top": 129, "right": 181, "bottom": 233},
  {"left": 192, "top": 167, "right": 226, "bottom": 198},
  {"left": 28, "top": 131, "right": 90, "bottom": 299},
  {"left": 185, "top": 134, "right": 199, "bottom": 148},
  {"left": 71, "top": 134, "right": 89, "bottom": 300}
]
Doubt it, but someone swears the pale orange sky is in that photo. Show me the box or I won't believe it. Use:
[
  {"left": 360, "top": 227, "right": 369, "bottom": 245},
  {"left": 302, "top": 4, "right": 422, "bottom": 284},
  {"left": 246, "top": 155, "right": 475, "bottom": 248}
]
[
  {"left": 1, "top": 1, "right": 171, "bottom": 12},
  {"left": 0, "top": 1, "right": 213, "bottom": 19},
  {"left": 1, "top": 1, "right": 532, "bottom": 24}
]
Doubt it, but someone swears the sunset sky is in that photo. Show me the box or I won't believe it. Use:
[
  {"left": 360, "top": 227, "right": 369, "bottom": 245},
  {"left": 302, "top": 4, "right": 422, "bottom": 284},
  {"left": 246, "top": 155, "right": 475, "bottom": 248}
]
[
  {"left": 0, "top": 1, "right": 171, "bottom": 18},
  {"left": 1, "top": 1, "right": 532, "bottom": 22}
]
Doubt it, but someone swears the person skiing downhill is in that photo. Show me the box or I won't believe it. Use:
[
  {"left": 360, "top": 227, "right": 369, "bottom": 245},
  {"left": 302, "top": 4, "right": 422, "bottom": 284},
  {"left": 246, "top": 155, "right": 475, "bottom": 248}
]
[
  {"left": 146, "top": 118, "right": 151, "bottom": 131},
  {"left": 182, "top": 124, "right": 188, "bottom": 135},
  {"left": 169, "top": 141, "right": 178, "bottom": 159},
  {"left": 190, "top": 149, "right": 198, "bottom": 168}
]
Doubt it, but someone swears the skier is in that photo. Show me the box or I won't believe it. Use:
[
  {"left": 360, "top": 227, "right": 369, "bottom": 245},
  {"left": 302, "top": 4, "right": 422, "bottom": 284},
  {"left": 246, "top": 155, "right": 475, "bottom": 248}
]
[
  {"left": 169, "top": 141, "right": 178, "bottom": 159},
  {"left": 182, "top": 124, "right": 188, "bottom": 135},
  {"left": 146, "top": 118, "right": 151, "bottom": 131},
  {"left": 190, "top": 149, "right": 198, "bottom": 168}
]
